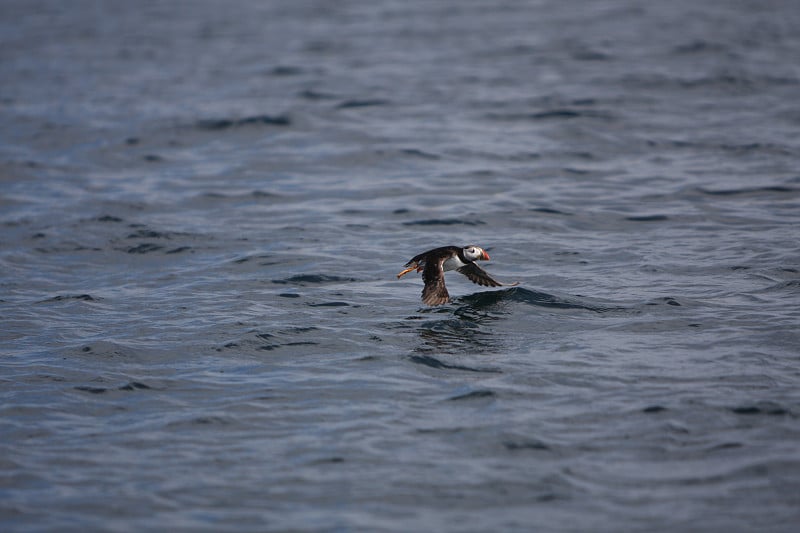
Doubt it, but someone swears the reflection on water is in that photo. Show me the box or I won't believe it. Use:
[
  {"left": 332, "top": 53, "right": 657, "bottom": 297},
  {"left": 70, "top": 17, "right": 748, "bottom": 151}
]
[
  {"left": 409, "top": 287, "right": 622, "bottom": 360},
  {"left": 404, "top": 287, "right": 641, "bottom": 377},
  {"left": 409, "top": 289, "right": 514, "bottom": 357},
  {"left": 415, "top": 317, "right": 497, "bottom": 356}
]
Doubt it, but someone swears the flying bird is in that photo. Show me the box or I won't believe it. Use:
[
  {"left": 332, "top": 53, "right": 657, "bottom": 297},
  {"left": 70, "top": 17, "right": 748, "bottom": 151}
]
[{"left": 397, "top": 245, "right": 519, "bottom": 306}]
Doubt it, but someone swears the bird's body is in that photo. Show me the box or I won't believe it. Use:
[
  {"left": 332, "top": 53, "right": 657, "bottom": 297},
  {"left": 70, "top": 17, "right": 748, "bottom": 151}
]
[{"left": 397, "top": 245, "right": 518, "bottom": 306}]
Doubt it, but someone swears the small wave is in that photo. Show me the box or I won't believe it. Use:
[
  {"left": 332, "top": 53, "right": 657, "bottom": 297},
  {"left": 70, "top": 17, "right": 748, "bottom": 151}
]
[
  {"left": 529, "top": 109, "right": 583, "bottom": 119},
  {"left": 696, "top": 185, "right": 797, "bottom": 197},
  {"left": 486, "top": 109, "right": 614, "bottom": 121},
  {"left": 402, "top": 218, "right": 485, "bottom": 226},
  {"left": 458, "top": 287, "right": 623, "bottom": 313},
  {"left": 503, "top": 439, "right": 551, "bottom": 451},
  {"left": 95, "top": 215, "right": 123, "bottom": 223},
  {"left": 730, "top": 402, "right": 790, "bottom": 416},
  {"left": 74, "top": 386, "right": 107, "bottom": 394},
  {"left": 448, "top": 389, "right": 496, "bottom": 401},
  {"left": 269, "top": 65, "right": 303, "bottom": 76},
  {"left": 335, "top": 99, "right": 389, "bottom": 109},
  {"left": 531, "top": 207, "right": 571, "bottom": 215},
  {"left": 719, "top": 142, "right": 794, "bottom": 155},
  {"left": 671, "top": 40, "right": 726, "bottom": 55},
  {"left": 256, "top": 340, "right": 319, "bottom": 351},
  {"left": 195, "top": 191, "right": 280, "bottom": 203},
  {"left": 272, "top": 274, "right": 358, "bottom": 285},
  {"left": 165, "top": 246, "right": 192, "bottom": 254},
  {"left": 195, "top": 114, "right": 291, "bottom": 130},
  {"left": 75, "top": 381, "right": 151, "bottom": 394},
  {"left": 166, "top": 416, "right": 236, "bottom": 429},
  {"left": 770, "top": 279, "right": 800, "bottom": 291},
  {"left": 400, "top": 148, "right": 440, "bottom": 160},
  {"left": 655, "top": 140, "right": 794, "bottom": 156},
  {"left": 625, "top": 214, "right": 669, "bottom": 222},
  {"left": 127, "top": 229, "right": 172, "bottom": 239},
  {"left": 126, "top": 243, "right": 163, "bottom": 254},
  {"left": 283, "top": 326, "right": 318, "bottom": 333},
  {"left": 232, "top": 252, "right": 281, "bottom": 265},
  {"left": 645, "top": 296, "right": 682, "bottom": 307},
  {"left": 118, "top": 382, "right": 151, "bottom": 391},
  {"left": 297, "top": 88, "right": 336, "bottom": 100},
  {"left": 42, "top": 294, "right": 98, "bottom": 303},
  {"left": 408, "top": 354, "right": 501, "bottom": 373},
  {"left": 222, "top": 328, "right": 321, "bottom": 353}
]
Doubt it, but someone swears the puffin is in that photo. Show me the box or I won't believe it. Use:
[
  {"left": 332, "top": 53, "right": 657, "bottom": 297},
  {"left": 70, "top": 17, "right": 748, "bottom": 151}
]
[{"left": 397, "top": 245, "right": 519, "bottom": 306}]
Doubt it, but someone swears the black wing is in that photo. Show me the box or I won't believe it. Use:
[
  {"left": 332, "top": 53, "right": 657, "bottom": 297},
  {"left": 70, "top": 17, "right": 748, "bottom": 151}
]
[
  {"left": 421, "top": 256, "right": 450, "bottom": 306},
  {"left": 405, "top": 245, "right": 460, "bottom": 268},
  {"left": 457, "top": 262, "right": 511, "bottom": 287}
]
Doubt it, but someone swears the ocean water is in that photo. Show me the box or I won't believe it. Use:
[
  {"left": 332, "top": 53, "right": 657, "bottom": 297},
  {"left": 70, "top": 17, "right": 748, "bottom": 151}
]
[{"left": 1, "top": 0, "right": 799, "bottom": 531}]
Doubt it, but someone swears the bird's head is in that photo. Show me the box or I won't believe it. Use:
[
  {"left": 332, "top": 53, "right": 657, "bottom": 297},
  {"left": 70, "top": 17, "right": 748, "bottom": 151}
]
[{"left": 463, "top": 245, "right": 490, "bottom": 262}]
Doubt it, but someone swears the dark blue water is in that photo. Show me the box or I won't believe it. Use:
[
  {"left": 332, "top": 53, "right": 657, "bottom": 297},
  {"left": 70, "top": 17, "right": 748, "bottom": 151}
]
[{"left": 2, "top": 1, "right": 799, "bottom": 531}]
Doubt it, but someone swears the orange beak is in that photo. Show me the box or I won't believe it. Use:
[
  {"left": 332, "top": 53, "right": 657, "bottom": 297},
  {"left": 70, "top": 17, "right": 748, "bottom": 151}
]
[{"left": 481, "top": 250, "right": 490, "bottom": 261}]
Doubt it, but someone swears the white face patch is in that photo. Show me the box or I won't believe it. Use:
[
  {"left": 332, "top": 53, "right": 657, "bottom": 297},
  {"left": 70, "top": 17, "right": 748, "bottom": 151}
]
[{"left": 462, "top": 246, "right": 482, "bottom": 262}]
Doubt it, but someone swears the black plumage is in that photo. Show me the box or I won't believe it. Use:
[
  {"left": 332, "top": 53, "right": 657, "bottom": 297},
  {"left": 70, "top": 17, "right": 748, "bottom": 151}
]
[{"left": 397, "top": 245, "right": 518, "bottom": 306}]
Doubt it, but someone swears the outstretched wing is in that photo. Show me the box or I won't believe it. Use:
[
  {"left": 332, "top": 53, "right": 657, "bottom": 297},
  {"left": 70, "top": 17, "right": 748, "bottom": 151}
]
[
  {"left": 457, "top": 262, "right": 518, "bottom": 287},
  {"left": 421, "top": 256, "right": 450, "bottom": 305}
]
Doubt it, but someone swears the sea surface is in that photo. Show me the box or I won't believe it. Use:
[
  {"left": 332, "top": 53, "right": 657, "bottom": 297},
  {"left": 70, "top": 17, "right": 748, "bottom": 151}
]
[{"left": 2, "top": 1, "right": 799, "bottom": 531}]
